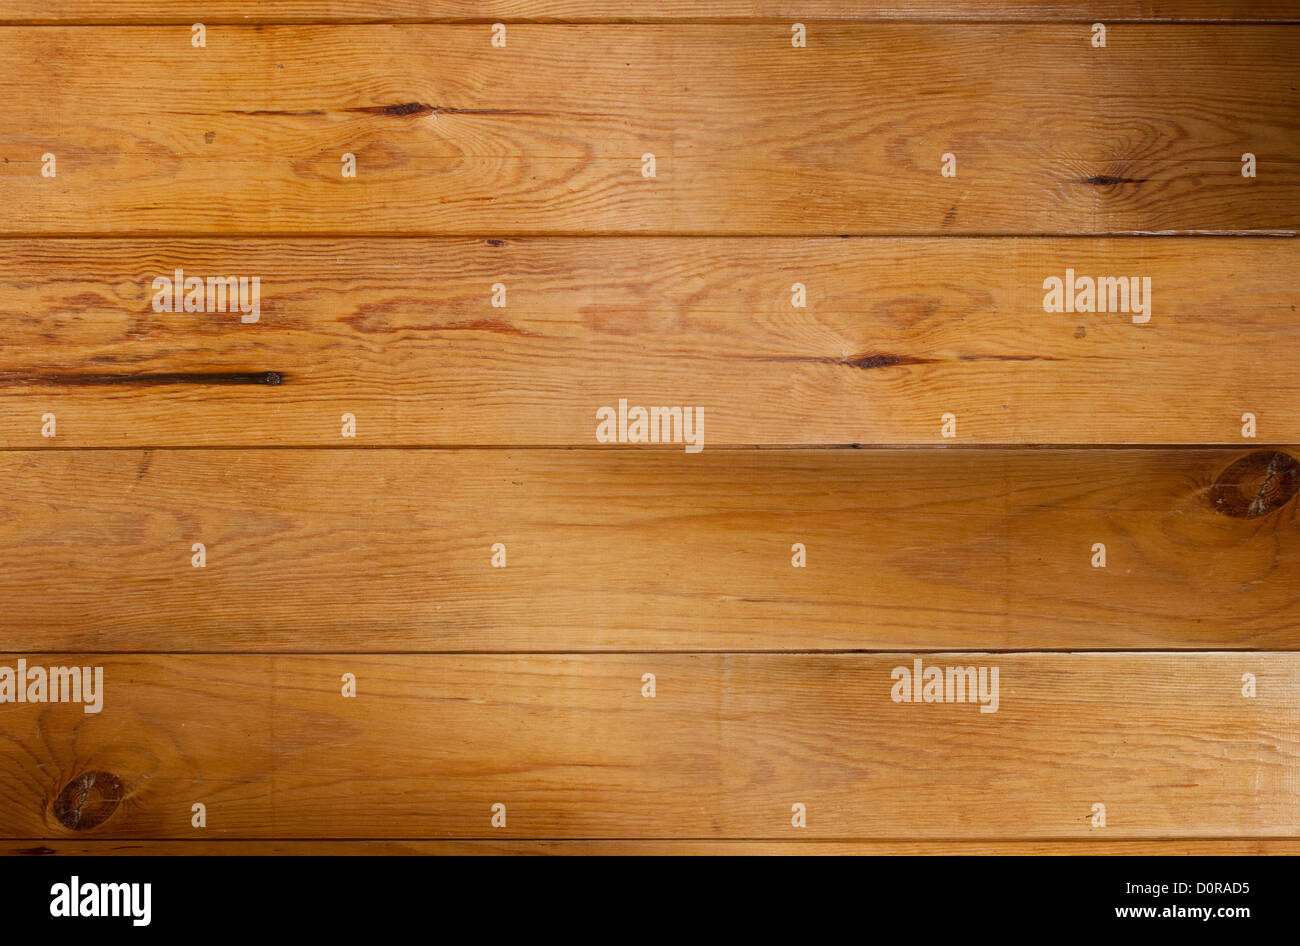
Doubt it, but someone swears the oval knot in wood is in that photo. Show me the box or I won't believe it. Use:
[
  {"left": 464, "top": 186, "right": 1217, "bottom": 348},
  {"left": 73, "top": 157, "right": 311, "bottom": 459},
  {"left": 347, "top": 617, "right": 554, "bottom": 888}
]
[
  {"left": 1209, "top": 451, "right": 1300, "bottom": 519},
  {"left": 53, "top": 771, "right": 123, "bottom": 831}
]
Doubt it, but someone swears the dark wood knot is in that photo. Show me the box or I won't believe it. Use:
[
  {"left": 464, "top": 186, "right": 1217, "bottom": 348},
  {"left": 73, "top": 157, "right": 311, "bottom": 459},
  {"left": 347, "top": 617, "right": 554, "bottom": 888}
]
[
  {"left": 1209, "top": 451, "right": 1300, "bottom": 519},
  {"left": 52, "top": 771, "right": 123, "bottom": 830}
]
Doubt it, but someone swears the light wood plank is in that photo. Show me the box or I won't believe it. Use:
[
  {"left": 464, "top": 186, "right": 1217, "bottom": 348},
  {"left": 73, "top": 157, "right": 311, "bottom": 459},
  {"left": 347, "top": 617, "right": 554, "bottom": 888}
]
[
  {"left": 0, "top": 26, "right": 1295, "bottom": 234},
  {"left": 0, "top": 654, "right": 1294, "bottom": 838},
  {"left": 3, "top": 448, "right": 1298, "bottom": 652},
  {"left": 2, "top": 238, "right": 1298, "bottom": 446}
]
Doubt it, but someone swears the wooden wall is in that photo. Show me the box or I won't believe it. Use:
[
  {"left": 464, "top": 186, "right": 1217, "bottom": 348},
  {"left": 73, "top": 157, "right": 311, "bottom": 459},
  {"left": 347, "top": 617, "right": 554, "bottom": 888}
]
[{"left": 0, "top": 3, "right": 1296, "bottom": 855}]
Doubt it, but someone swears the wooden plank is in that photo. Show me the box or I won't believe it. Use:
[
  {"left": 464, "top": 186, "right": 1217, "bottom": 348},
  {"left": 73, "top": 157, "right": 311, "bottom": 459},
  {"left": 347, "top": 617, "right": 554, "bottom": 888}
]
[
  {"left": 0, "top": 654, "right": 1294, "bottom": 838},
  {"left": 1, "top": 2, "right": 1296, "bottom": 24},
  {"left": 2, "top": 238, "right": 1299, "bottom": 447},
  {"left": 2, "top": 446, "right": 1298, "bottom": 652},
  {"left": 0, "top": 26, "right": 1295, "bottom": 235},
  {"left": 9, "top": 839, "right": 1300, "bottom": 855}
]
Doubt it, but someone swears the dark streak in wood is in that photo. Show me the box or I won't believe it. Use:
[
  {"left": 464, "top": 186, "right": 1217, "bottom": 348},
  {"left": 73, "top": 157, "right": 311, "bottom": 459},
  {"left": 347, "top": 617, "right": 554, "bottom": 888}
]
[
  {"left": 844, "top": 353, "right": 933, "bottom": 370},
  {"left": 0, "top": 371, "right": 285, "bottom": 387},
  {"left": 738, "top": 353, "right": 939, "bottom": 369},
  {"left": 1078, "top": 175, "right": 1149, "bottom": 186},
  {"left": 347, "top": 102, "right": 543, "bottom": 117}
]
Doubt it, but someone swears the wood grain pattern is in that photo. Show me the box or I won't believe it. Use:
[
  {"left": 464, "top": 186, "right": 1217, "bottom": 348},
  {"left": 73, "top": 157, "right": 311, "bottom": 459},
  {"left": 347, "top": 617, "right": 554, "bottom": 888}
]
[
  {"left": 2, "top": 2, "right": 1297, "bottom": 23},
  {"left": 12, "top": 840, "right": 1300, "bottom": 855},
  {"left": 3, "top": 238, "right": 1299, "bottom": 447},
  {"left": 0, "top": 7, "right": 1293, "bottom": 859},
  {"left": 0, "top": 26, "right": 1295, "bottom": 235},
  {"left": 0, "top": 654, "right": 1294, "bottom": 838},
  {"left": 2, "top": 448, "right": 1298, "bottom": 652}
]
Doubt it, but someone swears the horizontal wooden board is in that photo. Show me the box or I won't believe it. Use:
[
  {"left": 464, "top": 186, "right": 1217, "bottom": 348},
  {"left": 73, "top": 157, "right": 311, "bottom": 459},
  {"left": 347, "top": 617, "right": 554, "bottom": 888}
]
[
  {"left": 0, "top": 654, "right": 1294, "bottom": 838},
  {"left": 9, "top": 839, "right": 1300, "bottom": 855},
  {"left": 2, "top": 238, "right": 1299, "bottom": 446},
  {"left": 0, "top": 26, "right": 1296, "bottom": 234},
  {"left": 2, "top": 2, "right": 1297, "bottom": 23},
  {"left": 1, "top": 447, "right": 1298, "bottom": 652}
]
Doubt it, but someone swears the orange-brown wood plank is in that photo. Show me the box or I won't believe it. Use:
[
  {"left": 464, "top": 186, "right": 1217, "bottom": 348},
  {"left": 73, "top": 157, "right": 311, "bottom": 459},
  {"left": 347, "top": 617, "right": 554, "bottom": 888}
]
[
  {"left": 10, "top": 840, "right": 1300, "bottom": 855},
  {"left": 0, "top": 26, "right": 1296, "bottom": 234},
  {"left": 1, "top": 447, "right": 1297, "bottom": 652},
  {"left": 1, "top": 2, "right": 1297, "bottom": 23},
  {"left": 0, "top": 654, "right": 1294, "bottom": 839},
  {"left": 2, "top": 238, "right": 1299, "bottom": 447}
]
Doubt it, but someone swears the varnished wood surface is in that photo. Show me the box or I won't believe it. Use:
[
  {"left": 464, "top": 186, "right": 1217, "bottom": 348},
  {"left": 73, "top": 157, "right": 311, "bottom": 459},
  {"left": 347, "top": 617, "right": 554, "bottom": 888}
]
[
  {"left": 2, "top": 238, "right": 1298, "bottom": 446},
  {"left": 1, "top": 447, "right": 1297, "bottom": 652},
  {"left": 2, "top": 2, "right": 1297, "bottom": 23},
  {"left": 1, "top": 7, "right": 1295, "bottom": 860},
  {"left": 11, "top": 840, "right": 1300, "bottom": 855},
  {"left": 0, "top": 26, "right": 1296, "bottom": 235},
  {"left": 1, "top": 654, "right": 1295, "bottom": 839},
  {"left": 3, "top": 652, "right": 1297, "bottom": 839}
]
